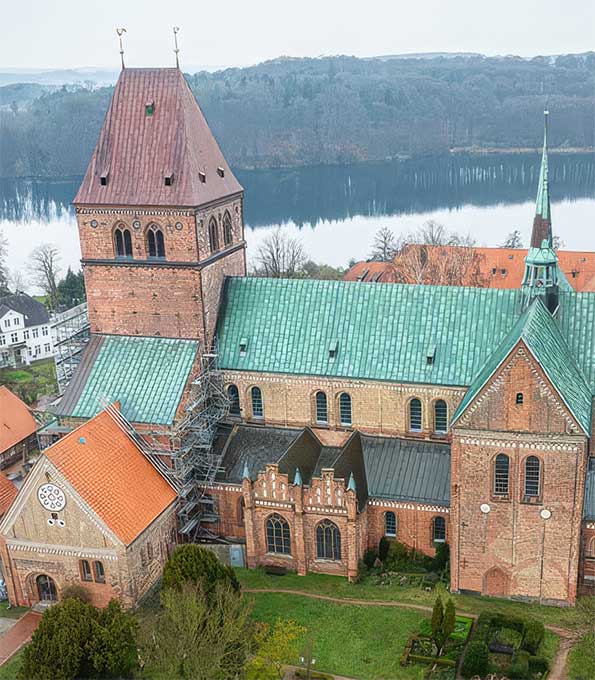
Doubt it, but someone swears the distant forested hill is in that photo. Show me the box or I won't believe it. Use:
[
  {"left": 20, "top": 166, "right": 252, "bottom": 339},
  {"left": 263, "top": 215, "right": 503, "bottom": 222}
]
[{"left": 0, "top": 53, "right": 593, "bottom": 177}]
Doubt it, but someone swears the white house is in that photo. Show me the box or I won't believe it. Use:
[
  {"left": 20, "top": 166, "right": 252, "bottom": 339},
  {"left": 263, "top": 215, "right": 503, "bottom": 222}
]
[{"left": 0, "top": 295, "right": 53, "bottom": 368}]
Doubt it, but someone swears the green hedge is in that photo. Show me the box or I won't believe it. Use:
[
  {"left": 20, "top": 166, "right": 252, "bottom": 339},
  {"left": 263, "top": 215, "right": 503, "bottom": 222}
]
[
  {"left": 509, "top": 650, "right": 531, "bottom": 679},
  {"left": 521, "top": 619, "right": 545, "bottom": 655},
  {"left": 461, "top": 640, "right": 489, "bottom": 678},
  {"left": 409, "top": 654, "right": 456, "bottom": 668}
]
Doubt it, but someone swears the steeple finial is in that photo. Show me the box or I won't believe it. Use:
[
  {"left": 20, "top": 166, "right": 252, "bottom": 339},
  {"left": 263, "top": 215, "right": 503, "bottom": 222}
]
[
  {"left": 531, "top": 109, "right": 552, "bottom": 248},
  {"left": 242, "top": 460, "right": 250, "bottom": 480},
  {"left": 173, "top": 27, "right": 181, "bottom": 69},
  {"left": 293, "top": 467, "right": 302, "bottom": 486},
  {"left": 347, "top": 472, "right": 357, "bottom": 493},
  {"left": 116, "top": 28, "right": 127, "bottom": 70}
]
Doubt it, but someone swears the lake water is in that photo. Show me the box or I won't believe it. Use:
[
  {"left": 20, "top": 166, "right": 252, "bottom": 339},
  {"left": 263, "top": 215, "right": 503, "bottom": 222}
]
[{"left": 1, "top": 152, "right": 594, "bottom": 285}]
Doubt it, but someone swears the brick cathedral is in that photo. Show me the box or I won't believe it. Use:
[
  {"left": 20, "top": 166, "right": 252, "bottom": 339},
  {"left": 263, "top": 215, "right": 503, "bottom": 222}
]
[{"left": 1, "top": 65, "right": 594, "bottom": 608}]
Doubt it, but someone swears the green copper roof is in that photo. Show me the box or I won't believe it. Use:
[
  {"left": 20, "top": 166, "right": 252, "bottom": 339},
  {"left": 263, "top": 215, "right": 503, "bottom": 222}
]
[
  {"left": 535, "top": 113, "right": 551, "bottom": 222},
  {"left": 526, "top": 240, "right": 558, "bottom": 266},
  {"left": 217, "top": 277, "right": 523, "bottom": 386},
  {"left": 453, "top": 299, "right": 593, "bottom": 434},
  {"left": 62, "top": 335, "right": 198, "bottom": 425},
  {"left": 556, "top": 292, "right": 595, "bottom": 386}
]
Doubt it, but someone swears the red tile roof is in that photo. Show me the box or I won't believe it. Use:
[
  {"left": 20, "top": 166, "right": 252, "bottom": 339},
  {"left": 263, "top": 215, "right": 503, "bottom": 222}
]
[
  {"left": 44, "top": 407, "right": 176, "bottom": 545},
  {"left": 0, "top": 474, "right": 18, "bottom": 517},
  {"left": 74, "top": 68, "right": 243, "bottom": 208},
  {"left": 0, "top": 387, "right": 37, "bottom": 456},
  {"left": 344, "top": 247, "right": 595, "bottom": 292}
]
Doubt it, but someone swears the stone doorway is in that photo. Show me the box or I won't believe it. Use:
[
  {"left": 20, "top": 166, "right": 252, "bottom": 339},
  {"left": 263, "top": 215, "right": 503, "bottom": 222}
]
[
  {"left": 483, "top": 567, "right": 510, "bottom": 597},
  {"left": 36, "top": 575, "right": 57, "bottom": 602}
]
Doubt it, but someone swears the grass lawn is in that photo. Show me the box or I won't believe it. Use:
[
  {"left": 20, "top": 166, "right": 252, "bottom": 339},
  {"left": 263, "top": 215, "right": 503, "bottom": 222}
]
[
  {"left": 248, "top": 591, "right": 427, "bottom": 680},
  {"left": 567, "top": 633, "right": 595, "bottom": 680},
  {"left": 0, "top": 603, "right": 30, "bottom": 620},
  {"left": 237, "top": 568, "right": 593, "bottom": 630},
  {"left": 0, "top": 648, "right": 24, "bottom": 679},
  {"left": 0, "top": 358, "right": 57, "bottom": 403}
]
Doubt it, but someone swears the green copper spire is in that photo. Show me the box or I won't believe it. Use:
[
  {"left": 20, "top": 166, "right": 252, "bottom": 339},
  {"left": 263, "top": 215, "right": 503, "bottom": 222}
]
[
  {"left": 347, "top": 472, "right": 357, "bottom": 493},
  {"left": 531, "top": 110, "right": 552, "bottom": 248},
  {"left": 293, "top": 467, "right": 302, "bottom": 486},
  {"left": 242, "top": 461, "right": 250, "bottom": 480}
]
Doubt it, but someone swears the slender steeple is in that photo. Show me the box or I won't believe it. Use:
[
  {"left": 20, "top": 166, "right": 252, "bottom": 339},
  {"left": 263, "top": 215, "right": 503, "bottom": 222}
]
[{"left": 530, "top": 110, "right": 552, "bottom": 248}]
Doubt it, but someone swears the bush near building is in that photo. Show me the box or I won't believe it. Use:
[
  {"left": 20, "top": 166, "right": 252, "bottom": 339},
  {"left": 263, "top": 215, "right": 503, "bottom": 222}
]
[{"left": 162, "top": 544, "right": 240, "bottom": 597}]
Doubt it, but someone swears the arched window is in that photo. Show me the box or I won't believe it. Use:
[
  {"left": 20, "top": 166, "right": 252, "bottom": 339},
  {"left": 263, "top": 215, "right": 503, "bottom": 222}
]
[
  {"left": 209, "top": 217, "right": 219, "bottom": 252},
  {"left": 114, "top": 226, "right": 133, "bottom": 257},
  {"left": 409, "top": 398, "right": 423, "bottom": 432},
  {"left": 433, "top": 516, "right": 446, "bottom": 543},
  {"left": 385, "top": 511, "right": 397, "bottom": 537},
  {"left": 251, "top": 386, "right": 263, "bottom": 419},
  {"left": 494, "top": 454, "right": 510, "bottom": 496},
  {"left": 316, "top": 520, "right": 341, "bottom": 560},
  {"left": 315, "top": 391, "right": 328, "bottom": 424},
  {"left": 524, "top": 456, "right": 541, "bottom": 497},
  {"left": 223, "top": 210, "right": 233, "bottom": 246},
  {"left": 93, "top": 561, "right": 105, "bottom": 583},
  {"left": 434, "top": 400, "right": 448, "bottom": 434},
  {"left": 266, "top": 513, "right": 291, "bottom": 554},
  {"left": 339, "top": 393, "right": 352, "bottom": 426},
  {"left": 147, "top": 225, "right": 165, "bottom": 258},
  {"left": 227, "top": 384, "right": 241, "bottom": 417}
]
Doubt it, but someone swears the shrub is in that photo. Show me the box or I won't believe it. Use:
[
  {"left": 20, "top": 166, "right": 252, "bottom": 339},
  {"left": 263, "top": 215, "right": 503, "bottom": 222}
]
[
  {"left": 378, "top": 536, "right": 390, "bottom": 562},
  {"left": 509, "top": 650, "right": 531, "bottom": 679},
  {"left": 490, "top": 613, "right": 526, "bottom": 634},
  {"left": 162, "top": 544, "right": 240, "bottom": 598},
  {"left": 528, "top": 656, "right": 549, "bottom": 674},
  {"left": 431, "top": 542, "right": 450, "bottom": 572},
  {"left": 461, "top": 640, "right": 489, "bottom": 678},
  {"left": 521, "top": 619, "right": 544, "bottom": 655},
  {"left": 363, "top": 548, "right": 377, "bottom": 570},
  {"left": 60, "top": 583, "right": 92, "bottom": 603},
  {"left": 386, "top": 540, "right": 410, "bottom": 570}
]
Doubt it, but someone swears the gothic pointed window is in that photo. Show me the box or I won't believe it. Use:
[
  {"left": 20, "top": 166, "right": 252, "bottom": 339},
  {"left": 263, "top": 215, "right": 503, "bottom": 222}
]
[
  {"left": 315, "top": 391, "right": 328, "bottom": 424},
  {"left": 524, "top": 456, "right": 541, "bottom": 497},
  {"left": 114, "top": 226, "right": 133, "bottom": 257},
  {"left": 223, "top": 210, "right": 233, "bottom": 246},
  {"left": 434, "top": 399, "right": 448, "bottom": 434},
  {"left": 316, "top": 520, "right": 341, "bottom": 560},
  {"left": 251, "top": 386, "right": 263, "bottom": 419},
  {"left": 209, "top": 217, "right": 219, "bottom": 253},
  {"left": 409, "top": 398, "right": 422, "bottom": 432},
  {"left": 494, "top": 454, "right": 510, "bottom": 496},
  {"left": 227, "top": 384, "right": 241, "bottom": 417},
  {"left": 266, "top": 513, "right": 291, "bottom": 554},
  {"left": 385, "top": 511, "right": 397, "bottom": 537},
  {"left": 339, "top": 392, "right": 352, "bottom": 426},
  {"left": 147, "top": 224, "right": 165, "bottom": 258},
  {"left": 433, "top": 516, "right": 446, "bottom": 543}
]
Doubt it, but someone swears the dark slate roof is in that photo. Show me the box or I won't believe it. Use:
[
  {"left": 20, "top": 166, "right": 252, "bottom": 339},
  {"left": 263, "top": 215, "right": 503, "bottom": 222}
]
[
  {"left": 332, "top": 432, "right": 369, "bottom": 510},
  {"left": 361, "top": 435, "right": 451, "bottom": 506},
  {"left": 57, "top": 334, "right": 198, "bottom": 425},
  {"left": 0, "top": 294, "right": 49, "bottom": 327},
  {"left": 584, "top": 458, "right": 595, "bottom": 520},
  {"left": 218, "top": 424, "right": 304, "bottom": 483},
  {"left": 313, "top": 446, "right": 342, "bottom": 477},
  {"left": 74, "top": 68, "right": 242, "bottom": 207}
]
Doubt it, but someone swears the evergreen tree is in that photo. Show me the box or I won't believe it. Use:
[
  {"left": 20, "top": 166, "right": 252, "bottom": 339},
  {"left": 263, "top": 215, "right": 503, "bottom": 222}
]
[
  {"left": 57, "top": 267, "right": 86, "bottom": 307},
  {"left": 442, "top": 599, "right": 456, "bottom": 644},
  {"left": 430, "top": 596, "right": 444, "bottom": 654},
  {"left": 162, "top": 544, "right": 240, "bottom": 598},
  {"left": 501, "top": 230, "right": 524, "bottom": 248}
]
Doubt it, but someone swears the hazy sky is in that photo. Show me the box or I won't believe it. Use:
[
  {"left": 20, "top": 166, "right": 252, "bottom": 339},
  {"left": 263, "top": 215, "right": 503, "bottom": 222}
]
[{"left": 1, "top": 0, "right": 594, "bottom": 70}]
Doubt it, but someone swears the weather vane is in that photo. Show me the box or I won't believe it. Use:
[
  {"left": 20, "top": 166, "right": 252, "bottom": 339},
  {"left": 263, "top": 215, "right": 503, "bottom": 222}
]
[
  {"left": 116, "top": 28, "right": 127, "bottom": 70},
  {"left": 173, "top": 27, "right": 180, "bottom": 68}
]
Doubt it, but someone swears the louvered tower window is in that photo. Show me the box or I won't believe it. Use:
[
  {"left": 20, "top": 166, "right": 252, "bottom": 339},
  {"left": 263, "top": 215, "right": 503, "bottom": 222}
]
[
  {"left": 339, "top": 393, "right": 352, "bottom": 426},
  {"left": 315, "top": 391, "right": 328, "bottom": 424},
  {"left": 434, "top": 400, "right": 448, "bottom": 434},
  {"left": 409, "top": 398, "right": 422, "bottom": 432}
]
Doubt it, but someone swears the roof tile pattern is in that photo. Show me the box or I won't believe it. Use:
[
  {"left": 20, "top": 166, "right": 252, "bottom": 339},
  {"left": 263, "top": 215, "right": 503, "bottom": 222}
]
[
  {"left": 0, "top": 294, "right": 49, "bottom": 327},
  {"left": 45, "top": 409, "right": 176, "bottom": 544},
  {"left": 74, "top": 68, "right": 242, "bottom": 207},
  {"left": 0, "top": 387, "right": 37, "bottom": 455},
  {"left": 0, "top": 474, "right": 18, "bottom": 516}
]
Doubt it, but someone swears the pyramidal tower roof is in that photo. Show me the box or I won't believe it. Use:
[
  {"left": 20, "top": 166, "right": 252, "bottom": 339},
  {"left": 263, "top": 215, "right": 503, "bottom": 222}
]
[
  {"left": 74, "top": 68, "right": 243, "bottom": 207},
  {"left": 530, "top": 110, "right": 552, "bottom": 248}
]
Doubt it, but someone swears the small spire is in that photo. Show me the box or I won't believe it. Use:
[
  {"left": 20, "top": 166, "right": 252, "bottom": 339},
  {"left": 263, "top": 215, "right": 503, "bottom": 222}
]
[
  {"left": 531, "top": 109, "right": 552, "bottom": 248},
  {"left": 293, "top": 467, "right": 302, "bottom": 486},
  {"left": 347, "top": 472, "right": 357, "bottom": 493},
  {"left": 116, "top": 28, "right": 127, "bottom": 70},
  {"left": 173, "top": 27, "right": 180, "bottom": 69},
  {"left": 242, "top": 461, "right": 250, "bottom": 480}
]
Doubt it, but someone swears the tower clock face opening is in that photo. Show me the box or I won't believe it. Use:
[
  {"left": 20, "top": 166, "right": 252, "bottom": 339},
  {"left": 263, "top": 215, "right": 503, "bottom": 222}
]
[{"left": 37, "top": 484, "right": 66, "bottom": 512}]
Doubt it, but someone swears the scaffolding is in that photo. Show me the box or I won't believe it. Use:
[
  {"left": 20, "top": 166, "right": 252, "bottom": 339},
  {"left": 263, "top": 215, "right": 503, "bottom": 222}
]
[{"left": 51, "top": 303, "right": 90, "bottom": 393}]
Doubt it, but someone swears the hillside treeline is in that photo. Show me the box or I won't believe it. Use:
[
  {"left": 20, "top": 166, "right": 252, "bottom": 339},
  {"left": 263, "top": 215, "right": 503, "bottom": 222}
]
[{"left": 1, "top": 53, "right": 593, "bottom": 177}]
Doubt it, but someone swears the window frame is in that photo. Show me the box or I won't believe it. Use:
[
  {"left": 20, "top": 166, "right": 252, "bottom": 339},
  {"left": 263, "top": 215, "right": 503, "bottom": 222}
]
[
  {"left": 93, "top": 560, "right": 105, "bottom": 583},
  {"left": 432, "top": 516, "right": 446, "bottom": 543},
  {"left": 523, "top": 455, "right": 541, "bottom": 499},
  {"left": 433, "top": 399, "right": 448, "bottom": 435},
  {"left": 114, "top": 225, "right": 133, "bottom": 258},
  {"left": 315, "top": 391, "right": 328, "bottom": 425},
  {"left": 493, "top": 453, "right": 510, "bottom": 497},
  {"left": 315, "top": 520, "right": 342, "bottom": 561},
  {"left": 385, "top": 511, "right": 397, "bottom": 538},
  {"left": 251, "top": 386, "right": 264, "bottom": 419},
  {"left": 227, "top": 383, "right": 241, "bottom": 417},
  {"left": 208, "top": 217, "right": 220, "bottom": 253},
  {"left": 80, "top": 559, "right": 93, "bottom": 582},
  {"left": 223, "top": 210, "right": 233, "bottom": 246},
  {"left": 409, "top": 398, "right": 423, "bottom": 433},
  {"left": 339, "top": 392, "right": 352, "bottom": 427},
  {"left": 266, "top": 513, "right": 291, "bottom": 555},
  {"left": 146, "top": 224, "right": 165, "bottom": 258}
]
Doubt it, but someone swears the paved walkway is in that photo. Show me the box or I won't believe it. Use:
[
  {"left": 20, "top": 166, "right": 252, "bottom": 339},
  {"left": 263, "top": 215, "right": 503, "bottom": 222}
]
[
  {"left": 0, "top": 611, "right": 42, "bottom": 666},
  {"left": 245, "top": 588, "right": 576, "bottom": 679}
]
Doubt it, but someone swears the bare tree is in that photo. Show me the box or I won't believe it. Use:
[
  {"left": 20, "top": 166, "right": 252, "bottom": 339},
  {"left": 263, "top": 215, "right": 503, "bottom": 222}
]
[
  {"left": 253, "top": 228, "right": 305, "bottom": 278},
  {"left": 9, "top": 269, "right": 26, "bottom": 294},
  {"left": 0, "top": 231, "right": 10, "bottom": 296},
  {"left": 501, "top": 230, "right": 523, "bottom": 248},
  {"left": 28, "top": 244, "right": 61, "bottom": 309},
  {"left": 552, "top": 235, "right": 565, "bottom": 250},
  {"left": 369, "top": 226, "right": 397, "bottom": 261}
]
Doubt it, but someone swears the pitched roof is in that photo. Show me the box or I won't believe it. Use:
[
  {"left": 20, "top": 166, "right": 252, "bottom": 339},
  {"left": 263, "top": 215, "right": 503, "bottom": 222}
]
[
  {"left": 453, "top": 299, "right": 593, "bottom": 434},
  {"left": 74, "top": 68, "right": 242, "bottom": 207},
  {"left": 344, "top": 248, "right": 595, "bottom": 292},
  {"left": 0, "top": 294, "right": 49, "bottom": 327},
  {"left": 57, "top": 334, "right": 198, "bottom": 425},
  {"left": 217, "top": 277, "right": 523, "bottom": 387},
  {"left": 361, "top": 435, "right": 450, "bottom": 506},
  {"left": 0, "top": 387, "right": 37, "bottom": 455},
  {"left": 0, "top": 474, "right": 18, "bottom": 517},
  {"left": 44, "top": 408, "right": 176, "bottom": 544}
]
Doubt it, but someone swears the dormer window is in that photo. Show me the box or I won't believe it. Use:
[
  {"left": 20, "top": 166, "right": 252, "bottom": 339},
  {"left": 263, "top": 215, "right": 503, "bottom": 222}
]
[
  {"left": 217, "top": 166, "right": 225, "bottom": 178},
  {"left": 426, "top": 345, "right": 436, "bottom": 366},
  {"left": 164, "top": 173, "right": 174, "bottom": 187},
  {"left": 199, "top": 171, "right": 206, "bottom": 184},
  {"left": 145, "top": 101, "right": 155, "bottom": 116},
  {"left": 328, "top": 340, "right": 338, "bottom": 360},
  {"left": 239, "top": 337, "right": 248, "bottom": 356},
  {"left": 100, "top": 173, "right": 109, "bottom": 186}
]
